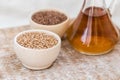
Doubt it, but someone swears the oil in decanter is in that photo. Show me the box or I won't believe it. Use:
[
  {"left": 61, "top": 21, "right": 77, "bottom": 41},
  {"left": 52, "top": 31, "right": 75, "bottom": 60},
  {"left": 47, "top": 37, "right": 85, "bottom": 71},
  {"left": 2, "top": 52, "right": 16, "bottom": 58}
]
[{"left": 66, "top": 6, "right": 119, "bottom": 55}]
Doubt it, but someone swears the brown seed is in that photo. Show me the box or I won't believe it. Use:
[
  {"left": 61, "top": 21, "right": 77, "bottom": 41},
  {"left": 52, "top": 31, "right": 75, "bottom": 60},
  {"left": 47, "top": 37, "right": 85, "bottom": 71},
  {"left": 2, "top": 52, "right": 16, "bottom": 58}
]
[
  {"left": 32, "top": 11, "right": 67, "bottom": 25},
  {"left": 17, "top": 32, "right": 58, "bottom": 49}
]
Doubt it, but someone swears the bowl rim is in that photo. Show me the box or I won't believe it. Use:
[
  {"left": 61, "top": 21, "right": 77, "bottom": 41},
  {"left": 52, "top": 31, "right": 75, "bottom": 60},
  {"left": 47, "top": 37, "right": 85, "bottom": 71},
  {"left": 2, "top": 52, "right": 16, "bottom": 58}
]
[
  {"left": 14, "top": 29, "right": 61, "bottom": 51},
  {"left": 29, "top": 8, "right": 70, "bottom": 27}
]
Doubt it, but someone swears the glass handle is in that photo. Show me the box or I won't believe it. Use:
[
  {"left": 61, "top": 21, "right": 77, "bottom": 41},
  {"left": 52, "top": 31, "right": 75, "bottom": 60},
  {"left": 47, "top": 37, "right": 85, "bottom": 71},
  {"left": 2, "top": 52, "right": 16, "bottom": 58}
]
[{"left": 108, "top": 0, "right": 116, "bottom": 17}]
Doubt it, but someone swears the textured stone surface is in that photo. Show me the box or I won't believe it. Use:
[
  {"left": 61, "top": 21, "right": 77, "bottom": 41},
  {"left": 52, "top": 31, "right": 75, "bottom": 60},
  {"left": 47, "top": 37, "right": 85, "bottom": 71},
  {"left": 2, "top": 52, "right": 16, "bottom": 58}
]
[{"left": 0, "top": 25, "right": 120, "bottom": 80}]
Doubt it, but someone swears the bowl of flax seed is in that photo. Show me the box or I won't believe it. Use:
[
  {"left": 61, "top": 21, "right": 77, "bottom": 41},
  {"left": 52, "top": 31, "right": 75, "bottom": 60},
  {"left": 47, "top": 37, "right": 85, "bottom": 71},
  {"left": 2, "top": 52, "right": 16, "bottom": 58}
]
[
  {"left": 29, "top": 9, "right": 70, "bottom": 37},
  {"left": 14, "top": 30, "right": 61, "bottom": 70}
]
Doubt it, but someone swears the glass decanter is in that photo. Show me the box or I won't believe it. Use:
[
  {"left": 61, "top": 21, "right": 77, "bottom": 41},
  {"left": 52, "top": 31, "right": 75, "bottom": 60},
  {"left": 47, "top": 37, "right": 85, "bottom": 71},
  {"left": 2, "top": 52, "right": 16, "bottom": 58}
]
[{"left": 66, "top": 0, "right": 119, "bottom": 55}]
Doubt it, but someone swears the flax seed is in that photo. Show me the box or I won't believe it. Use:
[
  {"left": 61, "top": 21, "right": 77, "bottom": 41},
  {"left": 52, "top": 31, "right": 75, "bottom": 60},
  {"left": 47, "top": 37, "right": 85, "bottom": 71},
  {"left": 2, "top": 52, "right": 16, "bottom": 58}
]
[{"left": 32, "top": 11, "right": 67, "bottom": 25}]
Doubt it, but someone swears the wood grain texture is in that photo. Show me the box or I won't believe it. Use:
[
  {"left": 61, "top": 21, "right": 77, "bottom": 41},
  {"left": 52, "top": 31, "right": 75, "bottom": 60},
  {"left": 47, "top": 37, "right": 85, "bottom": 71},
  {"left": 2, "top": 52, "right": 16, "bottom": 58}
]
[{"left": 0, "top": 25, "right": 120, "bottom": 80}]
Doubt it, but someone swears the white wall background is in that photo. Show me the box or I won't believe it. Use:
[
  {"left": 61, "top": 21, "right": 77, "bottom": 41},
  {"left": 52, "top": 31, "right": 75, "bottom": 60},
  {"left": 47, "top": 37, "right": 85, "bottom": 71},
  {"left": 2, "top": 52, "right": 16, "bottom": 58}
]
[{"left": 0, "top": 0, "right": 119, "bottom": 28}]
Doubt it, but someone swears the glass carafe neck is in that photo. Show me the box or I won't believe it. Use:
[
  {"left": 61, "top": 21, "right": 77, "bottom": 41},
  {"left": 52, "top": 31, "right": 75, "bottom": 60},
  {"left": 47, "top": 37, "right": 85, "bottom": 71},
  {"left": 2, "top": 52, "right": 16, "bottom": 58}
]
[
  {"left": 81, "top": 0, "right": 108, "bottom": 17},
  {"left": 82, "top": 0, "right": 107, "bottom": 12}
]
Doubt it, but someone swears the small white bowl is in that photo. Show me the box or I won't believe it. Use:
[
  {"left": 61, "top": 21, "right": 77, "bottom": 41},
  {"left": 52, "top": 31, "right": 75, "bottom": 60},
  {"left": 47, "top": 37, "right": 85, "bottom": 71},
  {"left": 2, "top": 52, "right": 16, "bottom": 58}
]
[
  {"left": 29, "top": 9, "right": 70, "bottom": 37},
  {"left": 14, "top": 30, "right": 61, "bottom": 70}
]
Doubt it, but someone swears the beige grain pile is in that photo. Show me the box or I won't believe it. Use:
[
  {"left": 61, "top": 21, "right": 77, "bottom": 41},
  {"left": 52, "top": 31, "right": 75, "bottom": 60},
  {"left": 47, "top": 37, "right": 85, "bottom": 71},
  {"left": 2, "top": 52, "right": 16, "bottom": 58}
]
[{"left": 17, "top": 32, "right": 58, "bottom": 49}]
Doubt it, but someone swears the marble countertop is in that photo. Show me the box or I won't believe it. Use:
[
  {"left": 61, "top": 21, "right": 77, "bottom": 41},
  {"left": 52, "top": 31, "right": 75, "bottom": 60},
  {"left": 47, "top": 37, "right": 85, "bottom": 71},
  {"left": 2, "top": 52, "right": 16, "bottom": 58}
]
[{"left": 0, "top": 25, "right": 120, "bottom": 80}]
